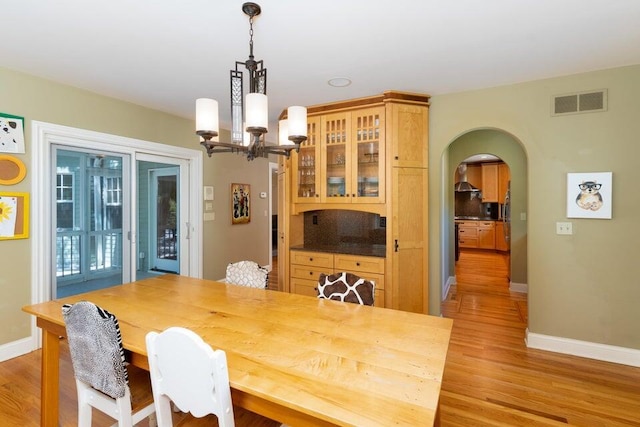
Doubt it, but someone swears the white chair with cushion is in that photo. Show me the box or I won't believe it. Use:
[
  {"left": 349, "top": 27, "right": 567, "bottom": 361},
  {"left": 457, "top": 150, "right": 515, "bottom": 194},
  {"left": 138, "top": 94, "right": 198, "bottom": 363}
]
[
  {"left": 146, "top": 327, "right": 235, "bottom": 427},
  {"left": 225, "top": 260, "right": 269, "bottom": 289},
  {"left": 62, "top": 301, "right": 156, "bottom": 427},
  {"left": 317, "top": 271, "right": 376, "bottom": 306}
]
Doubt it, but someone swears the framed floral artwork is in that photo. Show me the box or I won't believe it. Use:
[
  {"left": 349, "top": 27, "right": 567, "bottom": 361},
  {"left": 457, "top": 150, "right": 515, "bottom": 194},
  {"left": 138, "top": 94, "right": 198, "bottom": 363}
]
[
  {"left": 0, "top": 192, "right": 29, "bottom": 240},
  {"left": 566, "top": 172, "right": 612, "bottom": 219},
  {"left": 231, "top": 183, "right": 250, "bottom": 224}
]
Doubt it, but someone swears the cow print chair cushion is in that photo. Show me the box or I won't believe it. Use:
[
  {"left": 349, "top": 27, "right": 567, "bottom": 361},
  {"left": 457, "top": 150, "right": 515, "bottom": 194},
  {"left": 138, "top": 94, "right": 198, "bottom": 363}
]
[{"left": 317, "top": 272, "right": 375, "bottom": 306}]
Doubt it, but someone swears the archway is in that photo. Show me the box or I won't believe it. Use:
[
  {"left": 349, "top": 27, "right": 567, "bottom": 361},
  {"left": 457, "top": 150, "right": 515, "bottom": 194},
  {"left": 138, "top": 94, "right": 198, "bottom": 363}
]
[{"left": 441, "top": 128, "right": 528, "bottom": 306}]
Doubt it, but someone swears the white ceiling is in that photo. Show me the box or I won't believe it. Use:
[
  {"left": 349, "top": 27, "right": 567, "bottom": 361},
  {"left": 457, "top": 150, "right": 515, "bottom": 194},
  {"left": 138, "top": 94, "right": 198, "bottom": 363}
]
[{"left": 4, "top": 1, "right": 640, "bottom": 142}]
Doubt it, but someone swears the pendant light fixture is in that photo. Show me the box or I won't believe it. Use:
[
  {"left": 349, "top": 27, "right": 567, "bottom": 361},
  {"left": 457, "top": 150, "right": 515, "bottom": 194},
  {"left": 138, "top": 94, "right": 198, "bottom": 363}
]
[{"left": 195, "top": 2, "right": 307, "bottom": 160}]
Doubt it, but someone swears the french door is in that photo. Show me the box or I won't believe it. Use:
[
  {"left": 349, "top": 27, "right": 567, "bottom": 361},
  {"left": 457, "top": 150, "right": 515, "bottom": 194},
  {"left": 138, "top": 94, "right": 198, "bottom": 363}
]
[{"left": 54, "top": 148, "right": 130, "bottom": 298}]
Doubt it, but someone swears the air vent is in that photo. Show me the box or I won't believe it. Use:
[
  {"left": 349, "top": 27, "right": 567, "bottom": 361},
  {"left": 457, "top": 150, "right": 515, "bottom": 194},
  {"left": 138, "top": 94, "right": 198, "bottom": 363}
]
[{"left": 552, "top": 89, "right": 607, "bottom": 116}]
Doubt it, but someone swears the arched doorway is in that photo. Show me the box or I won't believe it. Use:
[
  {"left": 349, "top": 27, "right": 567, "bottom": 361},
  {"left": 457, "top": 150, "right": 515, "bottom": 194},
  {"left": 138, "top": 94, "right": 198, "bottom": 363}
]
[{"left": 442, "top": 128, "right": 528, "bottom": 303}]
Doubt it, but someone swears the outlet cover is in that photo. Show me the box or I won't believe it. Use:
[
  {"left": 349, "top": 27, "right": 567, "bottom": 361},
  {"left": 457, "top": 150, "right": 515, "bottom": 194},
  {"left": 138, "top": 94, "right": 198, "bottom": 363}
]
[{"left": 556, "top": 222, "right": 573, "bottom": 235}]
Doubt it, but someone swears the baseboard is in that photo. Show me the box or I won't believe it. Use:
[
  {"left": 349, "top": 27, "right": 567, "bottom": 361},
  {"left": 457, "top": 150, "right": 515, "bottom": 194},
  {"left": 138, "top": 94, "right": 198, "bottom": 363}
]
[
  {"left": 0, "top": 336, "right": 36, "bottom": 362},
  {"left": 526, "top": 329, "right": 640, "bottom": 367},
  {"left": 442, "top": 275, "right": 456, "bottom": 301},
  {"left": 510, "top": 281, "right": 528, "bottom": 293}
]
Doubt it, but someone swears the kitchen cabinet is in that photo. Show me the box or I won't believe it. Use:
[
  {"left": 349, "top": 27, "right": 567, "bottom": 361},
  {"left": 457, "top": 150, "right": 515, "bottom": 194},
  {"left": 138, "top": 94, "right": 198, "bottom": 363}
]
[
  {"left": 291, "top": 108, "right": 385, "bottom": 205},
  {"left": 481, "top": 163, "right": 499, "bottom": 202},
  {"left": 478, "top": 221, "right": 496, "bottom": 249},
  {"left": 463, "top": 164, "right": 482, "bottom": 189},
  {"left": 289, "top": 250, "right": 385, "bottom": 307},
  {"left": 457, "top": 221, "right": 478, "bottom": 248},
  {"left": 457, "top": 220, "right": 495, "bottom": 250},
  {"left": 284, "top": 91, "right": 430, "bottom": 314}
]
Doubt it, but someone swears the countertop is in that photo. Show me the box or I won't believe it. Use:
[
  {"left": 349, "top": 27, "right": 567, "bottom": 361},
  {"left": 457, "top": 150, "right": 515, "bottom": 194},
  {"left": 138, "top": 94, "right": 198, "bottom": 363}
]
[
  {"left": 290, "top": 243, "right": 386, "bottom": 258},
  {"left": 454, "top": 216, "right": 498, "bottom": 221}
]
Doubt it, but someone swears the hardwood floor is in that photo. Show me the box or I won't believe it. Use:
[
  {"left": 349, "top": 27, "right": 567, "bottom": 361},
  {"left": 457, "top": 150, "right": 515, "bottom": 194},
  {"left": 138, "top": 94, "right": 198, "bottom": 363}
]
[
  {"left": 2, "top": 251, "right": 640, "bottom": 425},
  {"left": 440, "top": 249, "right": 640, "bottom": 426}
]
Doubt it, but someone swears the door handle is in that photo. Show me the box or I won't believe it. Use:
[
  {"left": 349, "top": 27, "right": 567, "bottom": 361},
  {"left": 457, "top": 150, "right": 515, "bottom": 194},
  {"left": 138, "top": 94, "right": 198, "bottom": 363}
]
[{"left": 394, "top": 240, "right": 399, "bottom": 252}]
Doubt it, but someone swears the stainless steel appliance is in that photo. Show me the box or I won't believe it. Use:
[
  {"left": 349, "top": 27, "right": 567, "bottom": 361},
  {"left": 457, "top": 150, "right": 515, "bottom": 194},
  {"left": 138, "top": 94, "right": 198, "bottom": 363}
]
[{"left": 502, "top": 181, "right": 511, "bottom": 243}]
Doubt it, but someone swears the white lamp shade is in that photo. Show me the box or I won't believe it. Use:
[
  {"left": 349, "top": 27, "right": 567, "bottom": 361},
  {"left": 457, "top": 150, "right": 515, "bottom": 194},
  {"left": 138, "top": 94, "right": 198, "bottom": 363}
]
[
  {"left": 245, "top": 93, "right": 268, "bottom": 130},
  {"left": 287, "top": 106, "right": 307, "bottom": 137},
  {"left": 243, "top": 122, "right": 251, "bottom": 147},
  {"left": 279, "top": 119, "right": 293, "bottom": 146},
  {"left": 195, "top": 98, "right": 219, "bottom": 133}
]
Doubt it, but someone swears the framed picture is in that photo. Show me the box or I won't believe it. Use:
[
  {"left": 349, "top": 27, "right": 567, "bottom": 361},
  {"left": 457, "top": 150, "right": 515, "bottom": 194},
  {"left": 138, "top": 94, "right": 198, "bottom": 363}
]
[
  {"left": 0, "top": 154, "right": 27, "bottom": 185},
  {"left": 567, "top": 172, "right": 612, "bottom": 219},
  {"left": 0, "top": 192, "right": 29, "bottom": 240},
  {"left": 231, "top": 183, "right": 250, "bottom": 224},
  {"left": 0, "top": 112, "right": 26, "bottom": 153}
]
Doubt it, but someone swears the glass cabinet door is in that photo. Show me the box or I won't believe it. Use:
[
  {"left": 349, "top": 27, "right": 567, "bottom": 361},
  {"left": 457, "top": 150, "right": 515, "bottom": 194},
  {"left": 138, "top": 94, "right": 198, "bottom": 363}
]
[
  {"left": 353, "top": 107, "right": 385, "bottom": 203},
  {"left": 322, "top": 113, "right": 351, "bottom": 203},
  {"left": 292, "top": 116, "right": 320, "bottom": 202}
]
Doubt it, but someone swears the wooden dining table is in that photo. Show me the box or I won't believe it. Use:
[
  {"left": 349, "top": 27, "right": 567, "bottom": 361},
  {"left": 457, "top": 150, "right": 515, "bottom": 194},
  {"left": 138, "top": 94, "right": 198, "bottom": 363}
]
[{"left": 23, "top": 274, "right": 453, "bottom": 426}]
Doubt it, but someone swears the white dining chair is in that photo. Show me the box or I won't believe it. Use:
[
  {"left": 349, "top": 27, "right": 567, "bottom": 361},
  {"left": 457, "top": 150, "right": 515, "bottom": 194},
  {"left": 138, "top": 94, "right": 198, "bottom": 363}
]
[
  {"left": 225, "top": 260, "right": 269, "bottom": 288},
  {"left": 146, "top": 327, "right": 235, "bottom": 427},
  {"left": 62, "top": 301, "right": 156, "bottom": 427}
]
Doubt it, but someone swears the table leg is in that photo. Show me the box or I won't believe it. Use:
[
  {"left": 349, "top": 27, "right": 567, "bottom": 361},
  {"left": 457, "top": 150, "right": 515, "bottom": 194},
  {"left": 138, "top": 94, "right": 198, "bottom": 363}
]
[{"left": 41, "top": 329, "right": 60, "bottom": 427}]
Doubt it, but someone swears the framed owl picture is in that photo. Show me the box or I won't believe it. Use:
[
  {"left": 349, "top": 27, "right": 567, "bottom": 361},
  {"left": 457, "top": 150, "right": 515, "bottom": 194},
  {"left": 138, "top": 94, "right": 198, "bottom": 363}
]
[{"left": 566, "top": 172, "right": 612, "bottom": 219}]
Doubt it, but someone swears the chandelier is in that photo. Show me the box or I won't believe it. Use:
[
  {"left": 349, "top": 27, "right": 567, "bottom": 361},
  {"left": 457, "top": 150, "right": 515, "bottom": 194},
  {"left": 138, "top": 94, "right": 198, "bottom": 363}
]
[{"left": 195, "top": 2, "right": 307, "bottom": 161}]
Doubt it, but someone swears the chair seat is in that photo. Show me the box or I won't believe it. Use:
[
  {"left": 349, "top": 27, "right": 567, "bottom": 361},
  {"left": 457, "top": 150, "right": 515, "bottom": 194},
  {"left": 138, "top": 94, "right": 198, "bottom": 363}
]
[
  {"left": 225, "top": 260, "right": 269, "bottom": 288},
  {"left": 317, "top": 271, "right": 375, "bottom": 306}
]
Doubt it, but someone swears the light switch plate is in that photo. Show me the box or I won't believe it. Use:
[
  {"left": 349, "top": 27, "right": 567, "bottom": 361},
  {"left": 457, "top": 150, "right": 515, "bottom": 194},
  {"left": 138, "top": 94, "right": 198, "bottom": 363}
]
[{"left": 204, "top": 186, "right": 214, "bottom": 201}]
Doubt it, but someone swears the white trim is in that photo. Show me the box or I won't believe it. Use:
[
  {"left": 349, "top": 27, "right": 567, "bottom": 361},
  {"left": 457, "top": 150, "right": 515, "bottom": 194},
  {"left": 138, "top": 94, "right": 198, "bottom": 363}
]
[
  {"left": 443, "top": 275, "right": 456, "bottom": 301},
  {"left": 526, "top": 329, "right": 640, "bottom": 367},
  {"left": 0, "top": 337, "right": 35, "bottom": 362},
  {"left": 27, "top": 121, "right": 203, "bottom": 354},
  {"left": 510, "top": 281, "right": 528, "bottom": 293}
]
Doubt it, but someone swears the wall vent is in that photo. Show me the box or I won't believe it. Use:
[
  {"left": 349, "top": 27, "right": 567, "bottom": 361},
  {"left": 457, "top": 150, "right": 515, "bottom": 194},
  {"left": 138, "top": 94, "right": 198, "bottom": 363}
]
[{"left": 552, "top": 89, "right": 607, "bottom": 116}]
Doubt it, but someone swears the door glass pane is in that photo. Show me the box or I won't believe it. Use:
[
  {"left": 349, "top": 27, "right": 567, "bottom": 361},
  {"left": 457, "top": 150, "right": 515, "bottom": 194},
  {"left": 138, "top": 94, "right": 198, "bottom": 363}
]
[
  {"left": 137, "top": 162, "right": 180, "bottom": 275},
  {"left": 55, "top": 150, "right": 126, "bottom": 298},
  {"left": 155, "top": 175, "right": 178, "bottom": 262}
]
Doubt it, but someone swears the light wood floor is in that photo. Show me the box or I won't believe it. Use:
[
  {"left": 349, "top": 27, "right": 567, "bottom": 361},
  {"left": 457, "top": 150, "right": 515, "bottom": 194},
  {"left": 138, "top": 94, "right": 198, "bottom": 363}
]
[
  {"left": 2, "top": 251, "right": 640, "bottom": 425},
  {"left": 440, "top": 249, "right": 640, "bottom": 426}
]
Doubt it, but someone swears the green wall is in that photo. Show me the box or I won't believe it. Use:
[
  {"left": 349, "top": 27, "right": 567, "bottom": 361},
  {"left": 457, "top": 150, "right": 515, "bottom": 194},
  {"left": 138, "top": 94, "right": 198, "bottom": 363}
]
[
  {"left": 0, "top": 67, "right": 273, "bottom": 348},
  {"left": 429, "top": 64, "right": 640, "bottom": 349}
]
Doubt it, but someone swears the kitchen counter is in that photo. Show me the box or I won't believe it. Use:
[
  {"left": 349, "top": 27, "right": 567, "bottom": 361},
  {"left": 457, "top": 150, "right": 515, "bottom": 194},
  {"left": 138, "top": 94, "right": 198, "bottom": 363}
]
[
  {"left": 455, "top": 216, "right": 497, "bottom": 221},
  {"left": 290, "top": 244, "right": 386, "bottom": 258}
]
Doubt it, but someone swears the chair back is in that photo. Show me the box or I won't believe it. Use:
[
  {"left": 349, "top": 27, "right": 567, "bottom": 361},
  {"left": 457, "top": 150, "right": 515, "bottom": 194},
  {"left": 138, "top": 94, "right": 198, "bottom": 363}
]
[
  {"left": 225, "top": 260, "right": 268, "bottom": 288},
  {"left": 62, "top": 301, "right": 129, "bottom": 398},
  {"left": 146, "top": 327, "right": 235, "bottom": 427},
  {"left": 317, "top": 272, "right": 375, "bottom": 306}
]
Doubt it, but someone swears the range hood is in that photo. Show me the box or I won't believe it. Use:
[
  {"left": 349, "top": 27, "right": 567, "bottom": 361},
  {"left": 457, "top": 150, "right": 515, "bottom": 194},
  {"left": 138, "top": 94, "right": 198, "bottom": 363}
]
[{"left": 454, "top": 163, "right": 481, "bottom": 192}]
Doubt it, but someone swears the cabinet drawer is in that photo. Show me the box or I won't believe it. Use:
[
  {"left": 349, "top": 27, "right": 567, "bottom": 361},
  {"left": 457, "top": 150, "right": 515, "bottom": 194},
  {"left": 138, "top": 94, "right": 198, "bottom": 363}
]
[
  {"left": 458, "top": 227, "right": 477, "bottom": 238},
  {"left": 478, "top": 222, "right": 495, "bottom": 229},
  {"left": 362, "top": 272, "right": 385, "bottom": 290},
  {"left": 290, "top": 277, "right": 319, "bottom": 298},
  {"left": 290, "top": 251, "right": 334, "bottom": 269},
  {"left": 290, "top": 264, "right": 330, "bottom": 282},
  {"left": 459, "top": 238, "right": 478, "bottom": 248},
  {"left": 334, "top": 254, "right": 384, "bottom": 274}
]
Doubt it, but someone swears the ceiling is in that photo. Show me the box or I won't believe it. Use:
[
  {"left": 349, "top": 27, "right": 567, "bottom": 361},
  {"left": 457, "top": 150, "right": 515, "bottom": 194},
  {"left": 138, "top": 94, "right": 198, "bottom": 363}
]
[{"left": 4, "top": 1, "right": 640, "bottom": 142}]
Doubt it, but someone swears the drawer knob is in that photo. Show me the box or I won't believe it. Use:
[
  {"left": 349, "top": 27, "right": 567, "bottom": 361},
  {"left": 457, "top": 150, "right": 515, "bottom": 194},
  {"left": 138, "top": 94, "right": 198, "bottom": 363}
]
[
  {"left": 356, "top": 262, "right": 360, "bottom": 266},
  {"left": 309, "top": 271, "right": 313, "bottom": 276},
  {"left": 309, "top": 257, "right": 313, "bottom": 261}
]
